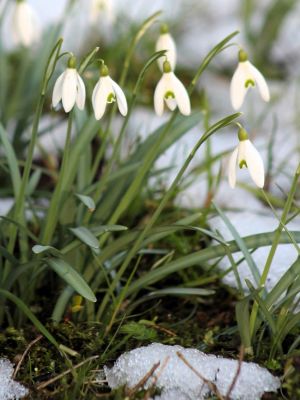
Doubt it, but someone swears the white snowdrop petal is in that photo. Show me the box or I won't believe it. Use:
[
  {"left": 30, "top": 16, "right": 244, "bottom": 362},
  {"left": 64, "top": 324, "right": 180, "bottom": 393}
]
[
  {"left": 156, "top": 33, "right": 177, "bottom": 71},
  {"left": 230, "top": 63, "right": 248, "bottom": 110},
  {"left": 228, "top": 146, "right": 238, "bottom": 188},
  {"left": 76, "top": 73, "right": 86, "bottom": 110},
  {"left": 90, "top": 0, "right": 115, "bottom": 23},
  {"left": 93, "top": 76, "right": 112, "bottom": 120},
  {"left": 27, "top": 3, "right": 41, "bottom": 42},
  {"left": 245, "top": 140, "right": 265, "bottom": 188},
  {"left": 248, "top": 63, "right": 270, "bottom": 102},
  {"left": 171, "top": 73, "right": 191, "bottom": 116},
  {"left": 92, "top": 80, "right": 101, "bottom": 111},
  {"left": 52, "top": 71, "right": 65, "bottom": 108},
  {"left": 111, "top": 79, "right": 128, "bottom": 116},
  {"left": 62, "top": 69, "right": 78, "bottom": 113},
  {"left": 13, "top": 2, "right": 40, "bottom": 47},
  {"left": 237, "top": 140, "right": 247, "bottom": 165},
  {"left": 154, "top": 76, "right": 166, "bottom": 116},
  {"left": 165, "top": 97, "right": 177, "bottom": 111},
  {"left": 12, "top": 4, "right": 25, "bottom": 45}
]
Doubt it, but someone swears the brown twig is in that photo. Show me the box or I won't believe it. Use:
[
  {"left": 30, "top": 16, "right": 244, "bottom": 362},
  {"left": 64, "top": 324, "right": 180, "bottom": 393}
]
[
  {"left": 177, "top": 351, "right": 224, "bottom": 400},
  {"left": 36, "top": 355, "right": 99, "bottom": 390},
  {"left": 146, "top": 322, "right": 177, "bottom": 337},
  {"left": 225, "top": 346, "right": 244, "bottom": 400},
  {"left": 125, "top": 361, "right": 160, "bottom": 398},
  {"left": 13, "top": 335, "right": 43, "bottom": 379},
  {"left": 154, "top": 356, "right": 170, "bottom": 382},
  {"left": 142, "top": 356, "right": 170, "bottom": 399}
]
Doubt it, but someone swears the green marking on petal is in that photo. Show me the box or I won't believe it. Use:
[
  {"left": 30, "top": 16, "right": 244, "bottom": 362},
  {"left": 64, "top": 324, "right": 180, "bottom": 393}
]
[
  {"left": 245, "top": 79, "right": 255, "bottom": 88},
  {"left": 239, "top": 160, "right": 248, "bottom": 169},
  {"left": 107, "top": 93, "right": 116, "bottom": 103},
  {"left": 164, "top": 91, "right": 175, "bottom": 99}
]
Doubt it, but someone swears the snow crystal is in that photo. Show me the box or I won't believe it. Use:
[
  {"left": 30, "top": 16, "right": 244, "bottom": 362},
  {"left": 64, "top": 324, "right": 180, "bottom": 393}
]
[
  {"left": 0, "top": 359, "right": 28, "bottom": 400},
  {"left": 104, "top": 343, "right": 280, "bottom": 400},
  {"left": 209, "top": 210, "right": 300, "bottom": 292}
]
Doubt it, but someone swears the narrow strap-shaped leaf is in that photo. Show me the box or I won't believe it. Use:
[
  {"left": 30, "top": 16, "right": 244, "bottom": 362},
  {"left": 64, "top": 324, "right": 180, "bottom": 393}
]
[
  {"left": 0, "top": 123, "right": 21, "bottom": 197},
  {"left": 213, "top": 202, "right": 261, "bottom": 286},
  {"left": 69, "top": 227, "right": 99, "bottom": 249},
  {"left": 75, "top": 194, "right": 95, "bottom": 212},
  {"left": 0, "top": 289, "right": 59, "bottom": 348},
  {"left": 47, "top": 258, "right": 96, "bottom": 302},
  {"left": 236, "top": 295, "right": 252, "bottom": 353},
  {"left": 127, "top": 231, "right": 300, "bottom": 294}
]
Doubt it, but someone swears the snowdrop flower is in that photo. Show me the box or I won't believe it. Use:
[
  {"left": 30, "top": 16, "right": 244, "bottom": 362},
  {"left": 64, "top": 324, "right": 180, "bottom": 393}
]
[
  {"left": 92, "top": 64, "right": 127, "bottom": 120},
  {"left": 155, "top": 24, "right": 177, "bottom": 71},
  {"left": 52, "top": 56, "right": 86, "bottom": 113},
  {"left": 12, "top": 0, "right": 41, "bottom": 47},
  {"left": 230, "top": 50, "right": 270, "bottom": 110},
  {"left": 154, "top": 60, "right": 191, "bottom": 116},
  {"left": 228, "top": 127, "right": 265, "bottom": 189},
  {"left": 90, "top": 0, "right": 114, "bottom": 24}
]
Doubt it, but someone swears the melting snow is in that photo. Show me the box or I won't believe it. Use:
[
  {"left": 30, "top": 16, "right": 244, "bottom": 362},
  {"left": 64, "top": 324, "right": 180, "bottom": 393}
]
[
  {"left": 0, "top": 359, "right": 28, "bottom": 400},
  {"left": 209, "top": 210, "right": 300, "bottom": 292},
  {"left": 104, "top": 343, "right": 280, "bottom": 400}
]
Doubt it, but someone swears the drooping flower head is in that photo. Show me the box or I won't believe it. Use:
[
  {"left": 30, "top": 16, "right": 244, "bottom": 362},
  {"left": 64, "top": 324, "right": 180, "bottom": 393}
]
[
  {"left": 52, "top": 56, "right": 86, "bottom": 113},
  {"left": 12, "top": 0, "right": 41, "bottom": 47},
  {"left": 155, "top": 24, "right": 177, "bottom": 72},
  {"left": 92, "top": 63, "right": 128, "bottom": 120},
  {"left": 230, "top": 49, "right": 270, "bottom": 110},
  {"left": 228, "top": 126, "right": 265, "bottom": 189},
  {"left": 154, "top": 60, "right": 191, "bottom": 116}
]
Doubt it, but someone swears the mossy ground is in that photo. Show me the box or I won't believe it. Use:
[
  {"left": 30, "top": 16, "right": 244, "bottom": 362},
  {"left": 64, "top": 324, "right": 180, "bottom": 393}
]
[{"left": 1, "top": 284, "right": 300, "bottom": 399}]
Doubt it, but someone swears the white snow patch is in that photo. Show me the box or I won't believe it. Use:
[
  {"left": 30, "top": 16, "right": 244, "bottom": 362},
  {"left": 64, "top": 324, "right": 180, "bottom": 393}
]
[
  {"left": 104, "top": 343, "right": 280, "bottom": 400},
  {"left": 0, "top": 198, "right": 14, "bottom": 217},
  {"left": 209, "top": 210, "right": 300, "bottom": 292},
  {"left": 0, "top": 359, "right": 28, "bottom": 400}
]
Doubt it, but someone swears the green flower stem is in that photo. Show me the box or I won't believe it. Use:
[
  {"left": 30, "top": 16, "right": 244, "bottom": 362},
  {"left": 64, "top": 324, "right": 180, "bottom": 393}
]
[
  {"left": 89, "top": 128, "right": 107, "bottom": 182},
  {"left": 89, "top": 12, "right": 161, "bottom": 184},
  {"left": 249, "top": 163, "right": 300, "bottom": 339},
  {"left": 85, "top": 50, "right": 166, "bottom": 225},
  {"left": 3, "top": 38, "right": 63, "bottom": 282},
  {"left": 1, "top": 97, "right": 44, "bottom": 285},
  {"left": 97, "top": 31, "right": 239, "bottom": 251},
  {"left": 95, "top": 31, "right": 239, "bottom": 324},
  {"left": 120, "top": 11, "right": 162, "bottom": 88},
  {"left": 128, "top": 230, "right": 300, "bottom": 294},
  {"left": 37, "top": 47, "right": 98, "bottom": 246},
  {"left": 102, "top": 112, "right": 240, "bottom": 331},
  {"left": 41, "top": 113, "right": 73, "bottom": 245}
]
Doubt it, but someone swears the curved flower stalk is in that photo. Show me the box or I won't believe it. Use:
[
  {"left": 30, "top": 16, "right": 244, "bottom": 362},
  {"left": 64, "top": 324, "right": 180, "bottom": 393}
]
[
  {"left": 52, "top": 56, "right": 86, "bottom": 113},
  {"left": 12, "top": 0, "right": 41, "bottom": 47},
  {"left": 92, "top": 64, "right": 128, "bottom": 120},
  {"left": 228, "top": 127, "right": 265, "bottom": 188},
  {"left": 155, "top": 24, "right": 177, "bottom": 71},
  {"left": 230, "top": 50, "right": 270, "bottom": 110},
  {"left": 154, "top": 60, "right": 191, "bottom": 116},
  {"left": 90, "top": 0, "right": 115, "bottom": 24}
]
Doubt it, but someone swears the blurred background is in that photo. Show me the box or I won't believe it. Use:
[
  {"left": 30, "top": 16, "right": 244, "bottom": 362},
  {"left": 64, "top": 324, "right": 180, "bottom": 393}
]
[{"left": 1, "top": 0, "right": 299, "bottom": 210}]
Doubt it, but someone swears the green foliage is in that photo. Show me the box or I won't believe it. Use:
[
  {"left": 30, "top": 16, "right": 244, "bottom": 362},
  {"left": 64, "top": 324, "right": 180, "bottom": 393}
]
[{"left": 0, "top": 2, "right": 299, "bottom": 398}]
